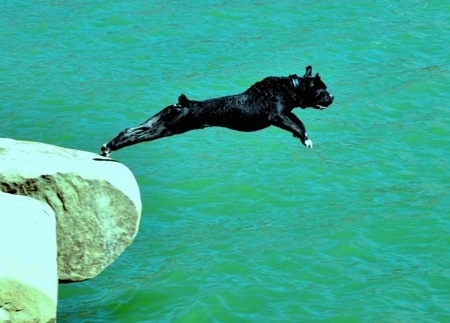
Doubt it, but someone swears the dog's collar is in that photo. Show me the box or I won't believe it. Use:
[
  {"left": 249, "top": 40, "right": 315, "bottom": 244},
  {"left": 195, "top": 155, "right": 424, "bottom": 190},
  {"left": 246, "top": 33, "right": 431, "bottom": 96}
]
[
  {"left": 289, "top": 74, "right": 306, "bottom": 107},
  {"left": 289, "top": 74, "right": 300, "bottom": 91}
]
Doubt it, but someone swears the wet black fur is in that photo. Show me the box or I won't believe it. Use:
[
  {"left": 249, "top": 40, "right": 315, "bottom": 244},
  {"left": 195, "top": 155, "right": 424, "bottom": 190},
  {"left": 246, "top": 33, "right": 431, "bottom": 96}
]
[{"left": 101, "top": 65, "right": 333, "bottom": 155}]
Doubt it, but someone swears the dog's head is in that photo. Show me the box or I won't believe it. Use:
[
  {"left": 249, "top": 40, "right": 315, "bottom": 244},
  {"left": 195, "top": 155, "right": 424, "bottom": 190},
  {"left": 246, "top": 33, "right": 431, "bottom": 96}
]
[{"left": 298, "top": 66, "right": 334, "bottom": 109}]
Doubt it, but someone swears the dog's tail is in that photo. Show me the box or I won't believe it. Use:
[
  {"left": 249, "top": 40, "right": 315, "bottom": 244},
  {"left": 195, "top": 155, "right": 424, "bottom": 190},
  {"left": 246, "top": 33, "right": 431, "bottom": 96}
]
[{"left": 178, "top": 94, "right": 191, "bottom": 107}]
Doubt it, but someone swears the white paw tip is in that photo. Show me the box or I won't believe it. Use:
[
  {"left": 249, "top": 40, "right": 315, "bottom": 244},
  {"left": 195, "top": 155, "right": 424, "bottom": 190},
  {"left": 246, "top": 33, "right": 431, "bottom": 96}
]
[
  {"left": 101, "top": 144, "right": 111, "bottom": 157},
  {"left": 305, "top": 139, "right": 313, "bottom": 148}
]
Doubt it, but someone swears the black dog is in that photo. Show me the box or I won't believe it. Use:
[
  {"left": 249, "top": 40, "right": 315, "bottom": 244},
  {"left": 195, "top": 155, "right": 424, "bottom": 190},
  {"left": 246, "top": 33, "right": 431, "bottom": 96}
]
[{"left": 101, "top": 66, "right": 333, "bottom": 156}]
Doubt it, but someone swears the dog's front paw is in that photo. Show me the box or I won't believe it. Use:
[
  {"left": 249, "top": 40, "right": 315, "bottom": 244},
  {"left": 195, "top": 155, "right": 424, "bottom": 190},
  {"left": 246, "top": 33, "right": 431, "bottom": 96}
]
[{"left": 304, "top": 138, "right": 313, "bottom": 148}]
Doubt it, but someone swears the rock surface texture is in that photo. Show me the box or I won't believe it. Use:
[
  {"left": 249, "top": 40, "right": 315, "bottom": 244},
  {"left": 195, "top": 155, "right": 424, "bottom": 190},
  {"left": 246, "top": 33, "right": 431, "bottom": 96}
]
[
  {"left": 0, "top": 192, "right": 57, "bottom": 322},
  {"left": 0, "top": 138, "right": 142, "bottom": 282}
]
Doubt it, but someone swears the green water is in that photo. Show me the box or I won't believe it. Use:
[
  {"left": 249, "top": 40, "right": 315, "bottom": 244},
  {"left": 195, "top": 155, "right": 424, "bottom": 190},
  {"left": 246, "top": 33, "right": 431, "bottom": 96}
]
[{"left": 2, "top": 1, "right": 450, "bottom": 321}]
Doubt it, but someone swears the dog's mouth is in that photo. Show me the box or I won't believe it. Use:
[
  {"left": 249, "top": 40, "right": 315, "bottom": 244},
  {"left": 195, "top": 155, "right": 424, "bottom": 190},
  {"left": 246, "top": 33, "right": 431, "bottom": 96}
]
[
  {"left": 314, "top": 104, "right": 327, "bottom": 110},
  {"left": 311, "top": 102, "right": 331, "bottom": 110}
]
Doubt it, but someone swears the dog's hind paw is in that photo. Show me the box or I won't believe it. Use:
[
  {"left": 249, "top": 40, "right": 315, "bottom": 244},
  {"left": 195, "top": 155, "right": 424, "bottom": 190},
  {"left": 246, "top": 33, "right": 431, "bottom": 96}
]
[
  {"left": 304, "top": 138, "right": 313, "bottom": 148},
  {"left": 101, "top": 144, "right": 111, "bottom": 157}
]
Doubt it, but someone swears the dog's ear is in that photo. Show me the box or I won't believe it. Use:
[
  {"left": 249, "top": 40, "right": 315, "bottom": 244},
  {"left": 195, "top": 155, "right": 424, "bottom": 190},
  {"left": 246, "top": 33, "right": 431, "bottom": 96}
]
[
  {"left": 304, "top": 65, "right": 312, "bottom": 77},
  {"left": 314, "top": 73, "right": 321, "bottom": 80}
]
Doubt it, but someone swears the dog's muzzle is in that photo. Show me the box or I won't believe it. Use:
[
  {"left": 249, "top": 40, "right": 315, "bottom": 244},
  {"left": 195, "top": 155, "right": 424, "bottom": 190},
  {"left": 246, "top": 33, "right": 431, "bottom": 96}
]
[{"left": 315, "top": 93, "right": 334, "bottom": 109}]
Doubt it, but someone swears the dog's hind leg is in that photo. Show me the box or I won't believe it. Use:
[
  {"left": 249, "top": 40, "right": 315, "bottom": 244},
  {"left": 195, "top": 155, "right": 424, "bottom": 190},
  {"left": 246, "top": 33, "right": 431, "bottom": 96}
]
[
  {"left": 102, "top": 104, "right": 197, "bottom": 154},
  {"left": 272, "top": 112, "right": 313, "bottom": 148}
]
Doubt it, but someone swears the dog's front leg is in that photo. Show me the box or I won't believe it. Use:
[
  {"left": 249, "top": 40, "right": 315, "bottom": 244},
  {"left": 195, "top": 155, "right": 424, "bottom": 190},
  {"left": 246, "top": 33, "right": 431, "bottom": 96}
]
[{"left": 272, "top": 112, "right": 313, "bottom": 148}]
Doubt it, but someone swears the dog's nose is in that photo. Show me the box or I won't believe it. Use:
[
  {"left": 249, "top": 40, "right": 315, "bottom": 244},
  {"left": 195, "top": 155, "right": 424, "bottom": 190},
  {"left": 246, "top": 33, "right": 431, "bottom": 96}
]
[{"left": 329, "top": 94, "right": 334, "bottom": 102}]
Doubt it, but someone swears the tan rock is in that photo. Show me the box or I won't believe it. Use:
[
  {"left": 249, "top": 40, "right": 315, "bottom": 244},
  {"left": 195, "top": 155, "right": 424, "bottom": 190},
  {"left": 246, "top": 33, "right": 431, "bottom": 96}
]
[{"left": 0, "top": 138, "right": 142, "bottom": 281}]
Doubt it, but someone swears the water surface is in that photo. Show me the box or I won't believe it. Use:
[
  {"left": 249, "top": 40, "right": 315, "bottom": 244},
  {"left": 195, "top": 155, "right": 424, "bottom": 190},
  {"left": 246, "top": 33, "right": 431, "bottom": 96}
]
[{"left": 1, "top": 1, "right": 449, "bottom": 321}]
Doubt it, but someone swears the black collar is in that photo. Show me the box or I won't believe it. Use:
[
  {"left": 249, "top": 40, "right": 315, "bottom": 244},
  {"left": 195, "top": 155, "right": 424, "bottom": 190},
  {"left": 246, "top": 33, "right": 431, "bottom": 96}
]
[
  {"left": 289, "top": 74, "right": 305, "bottom": 107},
  {"left": 289, "top": 74, "right": 300, "bottom": 91}
]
